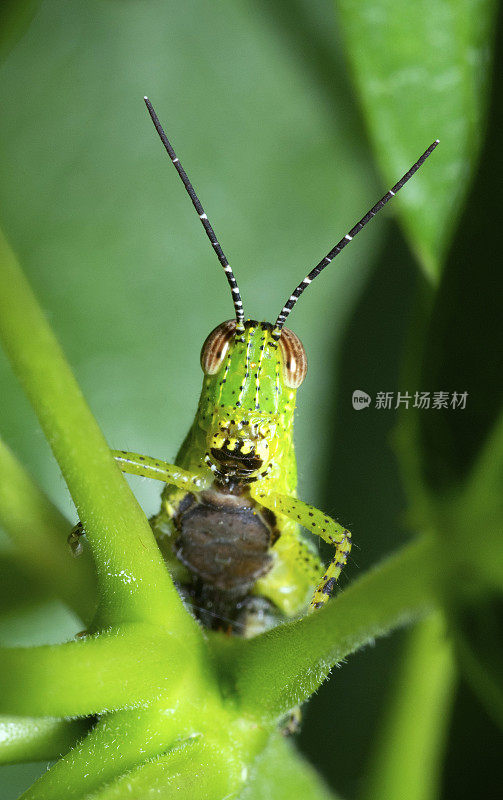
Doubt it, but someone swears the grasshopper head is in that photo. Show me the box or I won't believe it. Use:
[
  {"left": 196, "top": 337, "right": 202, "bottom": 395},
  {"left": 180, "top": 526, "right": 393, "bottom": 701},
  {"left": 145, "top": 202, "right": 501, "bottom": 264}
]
[
  {"left": 199, "top": 320, "right": 307, "bottom": 482},
  {"left": 144, "top": 103, "right": 439, "bottom": 481},
  {"left": 145, "top": 101, "right": 439, "bottom": 479}
]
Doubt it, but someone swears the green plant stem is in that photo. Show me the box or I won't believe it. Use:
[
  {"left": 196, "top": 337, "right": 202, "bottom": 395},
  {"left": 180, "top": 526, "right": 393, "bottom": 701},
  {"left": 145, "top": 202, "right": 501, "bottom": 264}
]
[
  {"left": 230, "top": 535, "right": 437, "bottom": 719},
  {"left": 20, "top": 700, "right": 271, "bottom": 800},
  {"left": 84, "top": 738, "right": 247, "bottom": 800},
  {"left": 0, "top": 437, "right": 96, "bottom": 623},
  {"left": 0, "top": 716, "right": 90, "bottom": 765},
  {"left": 361, "top": 612, "right": 456, "bottom": 800},
  {"left": 19, "top": 706, "right": 190, "bottom": 800},
  {"left": 0, "top": 623, "right": 201, "bottom": 717},
  {"left": 0, "top": 228, "right": 197, "bottom": 635}
]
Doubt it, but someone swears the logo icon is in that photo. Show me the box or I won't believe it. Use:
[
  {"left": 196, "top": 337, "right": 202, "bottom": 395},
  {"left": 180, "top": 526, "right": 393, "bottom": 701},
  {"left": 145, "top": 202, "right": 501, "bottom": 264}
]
[{"left": 352, "top": 390, "right": 371, "bottom": 410}]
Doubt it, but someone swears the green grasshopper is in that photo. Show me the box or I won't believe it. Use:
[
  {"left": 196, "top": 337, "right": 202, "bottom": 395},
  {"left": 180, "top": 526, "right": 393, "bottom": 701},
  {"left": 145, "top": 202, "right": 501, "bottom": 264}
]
[{"left": 71, "top": 99, "right": 438, "bottom": 635}]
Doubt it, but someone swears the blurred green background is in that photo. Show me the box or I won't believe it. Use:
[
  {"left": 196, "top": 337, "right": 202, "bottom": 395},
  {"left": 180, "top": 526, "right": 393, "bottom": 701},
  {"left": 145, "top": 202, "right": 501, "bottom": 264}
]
[{"left": 0, "top": 0, "right": 501, "bottom": 798}]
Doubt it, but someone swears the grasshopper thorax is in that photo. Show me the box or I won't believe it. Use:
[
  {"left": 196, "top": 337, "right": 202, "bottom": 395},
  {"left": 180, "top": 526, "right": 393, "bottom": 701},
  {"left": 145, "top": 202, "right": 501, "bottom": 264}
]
[{"left": 198, "top": 320, "right": 307, "bottom": 483}]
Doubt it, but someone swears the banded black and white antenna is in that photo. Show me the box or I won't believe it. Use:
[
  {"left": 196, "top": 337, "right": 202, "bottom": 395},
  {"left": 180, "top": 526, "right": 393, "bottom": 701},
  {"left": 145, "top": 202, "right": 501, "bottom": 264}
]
[
  {"left": 273, "top": 139, "right": 439, "bottom": 337},
  {"left": 144, "top": 97, "right": 245, "bottom": 329}
]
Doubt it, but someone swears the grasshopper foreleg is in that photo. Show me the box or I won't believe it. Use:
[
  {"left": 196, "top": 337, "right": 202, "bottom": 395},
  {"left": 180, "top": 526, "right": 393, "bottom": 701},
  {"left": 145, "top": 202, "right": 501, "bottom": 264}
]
[
  {"left": 111, "top": 450, "right": 210, "bottom": 491},
  {"left": 251, "top": 487, "right": 351, "bottom": 611},
  {"left": 68, "top": 451, "right": 210, "bottom": 555}
]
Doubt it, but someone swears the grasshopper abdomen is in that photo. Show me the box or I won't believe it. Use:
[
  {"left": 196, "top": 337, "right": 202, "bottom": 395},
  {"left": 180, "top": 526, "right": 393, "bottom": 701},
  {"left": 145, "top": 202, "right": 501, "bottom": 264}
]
[{"left": 170, "top": 487, "right": 278, "bottom": 630}]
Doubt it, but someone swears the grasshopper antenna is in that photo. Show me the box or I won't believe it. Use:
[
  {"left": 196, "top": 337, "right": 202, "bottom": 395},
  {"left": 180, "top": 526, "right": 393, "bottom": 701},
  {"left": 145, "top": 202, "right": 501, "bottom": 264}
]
[
  {"left": 144, "top": 97, "right": 245, "bottom": 329},
  {"left": 273, "top": 139, "right": 440, "bottom": 336}
]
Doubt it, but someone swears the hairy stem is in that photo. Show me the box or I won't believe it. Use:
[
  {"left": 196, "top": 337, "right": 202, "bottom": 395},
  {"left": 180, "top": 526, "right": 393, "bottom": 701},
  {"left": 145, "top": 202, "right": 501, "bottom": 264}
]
[
  {"left": 230, "top": 535, "right": 437, "bottom": 719},
  {"left": 0, "top": 623, "right": 202, "bottom": 717},
  {"left": 0, "top": 716, "right": 90, "bottom": 765},
  {"left": 84, "top": 738, "right": 248, "bottom": 800},
  {"left": 19, "top": 706, "right": 189, "bottom": 800}
]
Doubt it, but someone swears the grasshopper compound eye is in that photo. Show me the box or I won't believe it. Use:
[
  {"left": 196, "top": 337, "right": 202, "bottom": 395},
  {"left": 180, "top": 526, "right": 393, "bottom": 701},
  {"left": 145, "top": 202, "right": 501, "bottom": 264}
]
[
  {"left": 279, "top": 328, "right": 307, "bottom": 388},
  {"left": 200, "top": 320, "right": 237, "bottom": 374}
]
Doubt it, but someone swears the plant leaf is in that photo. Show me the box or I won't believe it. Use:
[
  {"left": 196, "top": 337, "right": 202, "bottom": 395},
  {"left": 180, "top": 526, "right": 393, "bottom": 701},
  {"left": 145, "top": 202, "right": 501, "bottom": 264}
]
[{"left": 335, "top": 0, "right": 498, "bottom": 278}]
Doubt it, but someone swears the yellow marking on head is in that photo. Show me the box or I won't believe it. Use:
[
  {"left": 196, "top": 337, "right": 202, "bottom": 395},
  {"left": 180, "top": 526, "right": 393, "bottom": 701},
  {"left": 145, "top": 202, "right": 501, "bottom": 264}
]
[{"left": 255, "top": 440, "right": 268, "bottom": 460}]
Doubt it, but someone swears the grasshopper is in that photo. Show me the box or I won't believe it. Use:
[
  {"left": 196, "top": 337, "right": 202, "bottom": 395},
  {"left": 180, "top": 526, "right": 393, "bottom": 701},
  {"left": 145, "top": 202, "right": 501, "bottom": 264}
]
[{"left": 71, "top": 99, "right": 438, "bottom": 635}]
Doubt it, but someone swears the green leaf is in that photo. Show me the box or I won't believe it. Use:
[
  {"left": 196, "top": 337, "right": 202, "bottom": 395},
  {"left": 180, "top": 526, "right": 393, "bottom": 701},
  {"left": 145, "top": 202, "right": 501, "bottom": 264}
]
[{"left": 336, "top": 0, "right": 497, "bottom": 278}]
